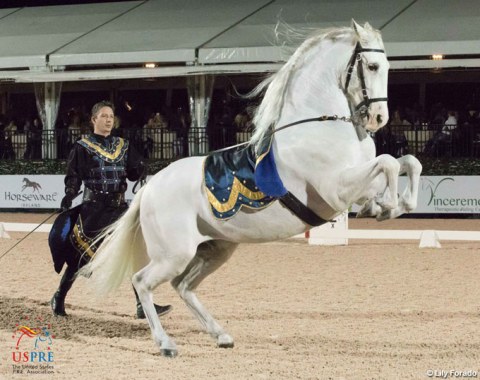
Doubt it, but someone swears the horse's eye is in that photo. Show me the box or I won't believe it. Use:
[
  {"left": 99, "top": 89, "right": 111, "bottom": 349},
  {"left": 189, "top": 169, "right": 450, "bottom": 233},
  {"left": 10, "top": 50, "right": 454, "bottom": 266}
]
[{"left": 368, "top": 63, "right": 379, "bottom": 72}]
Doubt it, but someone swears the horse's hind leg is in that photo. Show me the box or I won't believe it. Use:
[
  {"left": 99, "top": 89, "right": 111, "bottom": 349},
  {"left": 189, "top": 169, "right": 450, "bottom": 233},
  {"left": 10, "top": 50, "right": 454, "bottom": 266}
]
[
  {"left": 132, "top": 261, "right": 179, "bottom": 357},
  {"left": 171, "top": 240, "right": 238, "bottom": 348}
]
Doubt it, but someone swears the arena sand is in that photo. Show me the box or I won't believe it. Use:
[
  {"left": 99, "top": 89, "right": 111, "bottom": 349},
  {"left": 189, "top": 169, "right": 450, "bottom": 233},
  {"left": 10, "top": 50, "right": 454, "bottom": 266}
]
[{"left": 0, "top": 213, "right": 479, "bottom": 380}]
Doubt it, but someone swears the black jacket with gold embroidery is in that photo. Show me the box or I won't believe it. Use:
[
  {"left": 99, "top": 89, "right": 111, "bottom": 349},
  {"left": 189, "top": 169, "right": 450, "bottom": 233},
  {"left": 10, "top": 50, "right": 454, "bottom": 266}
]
[{"left": 64, "top": 133, "right": 145, "bottom": 195}]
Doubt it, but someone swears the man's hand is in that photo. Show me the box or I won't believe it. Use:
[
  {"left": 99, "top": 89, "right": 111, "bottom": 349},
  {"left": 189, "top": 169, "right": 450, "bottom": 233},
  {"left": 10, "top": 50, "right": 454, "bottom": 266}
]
[{"left": 60, "top": 193, "right": 75, "bottom": 212}]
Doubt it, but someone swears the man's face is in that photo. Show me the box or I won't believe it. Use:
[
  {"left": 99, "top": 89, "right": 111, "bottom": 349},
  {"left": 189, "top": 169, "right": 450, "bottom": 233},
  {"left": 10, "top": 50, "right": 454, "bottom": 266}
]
[{"left": 92, "top": 106, "right": 114, "bottom": 136}]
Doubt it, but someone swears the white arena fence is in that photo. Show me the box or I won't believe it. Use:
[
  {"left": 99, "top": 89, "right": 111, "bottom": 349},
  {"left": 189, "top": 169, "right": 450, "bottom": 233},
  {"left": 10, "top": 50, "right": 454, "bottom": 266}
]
[{"left": 2, "top": 216, "right": 479, "bottom": 249}]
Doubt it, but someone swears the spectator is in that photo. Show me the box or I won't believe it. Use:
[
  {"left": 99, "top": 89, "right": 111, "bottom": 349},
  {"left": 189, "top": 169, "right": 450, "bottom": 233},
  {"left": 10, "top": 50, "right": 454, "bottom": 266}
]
[
  {"left": 143, "top": 117, "right": 155, "bottom": 158},
  {"left": 170, "top": 106, "right": 190, "bottom": 157},
  {"left": 389, "top": 109, "right": 411, "bottom": 156},
  {"left": 2, "top": 120, "right": 17, "bottom": 160},
  {"left": 233, "top": 110, "right": 249, "bottom": 132},
  {"left": 442, "top": 110, "right": 457, "bottom": 135},
  {"left": 67, "top": 113, "right": 83, "bottom": 150},
  {"left": 56, "top": 115, "right": 69, "bottom": 159},
  {"left": 24, "top": 118, "right": 42, "bottom": 159},
  {"left": 153, "top": 112, "right": 167, "bottom": 129},
  {"left": 424, "top": 110, "right": 457, "bottom": 156},
  {"left": 460, "top": 105, "right": 480, "bottom": 156}
]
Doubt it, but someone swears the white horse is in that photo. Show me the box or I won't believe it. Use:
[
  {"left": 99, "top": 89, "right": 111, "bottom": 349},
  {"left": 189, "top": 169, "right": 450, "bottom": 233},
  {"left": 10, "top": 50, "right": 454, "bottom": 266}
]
[{"left": 82, "top": 20, "right": 421, "bottom": 357}]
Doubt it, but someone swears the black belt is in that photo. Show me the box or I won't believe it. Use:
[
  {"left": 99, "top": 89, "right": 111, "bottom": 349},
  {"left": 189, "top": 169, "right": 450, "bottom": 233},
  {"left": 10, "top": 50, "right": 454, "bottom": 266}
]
[{"left": 83, "top": 188, "right": 125, "bottom": 207}]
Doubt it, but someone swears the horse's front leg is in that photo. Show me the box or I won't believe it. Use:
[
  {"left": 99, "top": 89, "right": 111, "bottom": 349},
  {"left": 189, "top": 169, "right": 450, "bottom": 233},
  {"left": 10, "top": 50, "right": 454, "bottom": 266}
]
[
  {"left": 337, "top": 154, "right": 400, "bottom": 216},
  {"left": 355, "top": 154, "right": 422, "bottom": 220},
  {"left": 377, "top": 154, "right": 422, "bottom": 220}
]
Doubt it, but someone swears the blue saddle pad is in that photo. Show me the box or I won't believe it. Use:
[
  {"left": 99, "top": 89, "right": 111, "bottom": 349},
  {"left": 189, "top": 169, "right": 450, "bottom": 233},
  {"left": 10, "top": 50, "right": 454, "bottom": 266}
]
[{"left": 203, "top": 133, "right": 287, "bottom": 220}]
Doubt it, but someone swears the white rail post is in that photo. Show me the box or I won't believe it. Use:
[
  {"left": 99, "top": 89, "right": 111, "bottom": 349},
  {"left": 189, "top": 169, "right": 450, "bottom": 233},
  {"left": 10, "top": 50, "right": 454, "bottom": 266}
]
[{"left": 308, "top": 210, "right": 349, "bottom": 245}]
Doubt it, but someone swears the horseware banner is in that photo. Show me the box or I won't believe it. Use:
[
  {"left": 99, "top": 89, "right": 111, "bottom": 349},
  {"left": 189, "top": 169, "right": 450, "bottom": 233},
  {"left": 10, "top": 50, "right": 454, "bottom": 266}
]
[
  {"left": 0, "top": 175, "right": 479, "bottom": 213},
  {"left": 0, "top": 175, "right": 137, "bottom": 209}
]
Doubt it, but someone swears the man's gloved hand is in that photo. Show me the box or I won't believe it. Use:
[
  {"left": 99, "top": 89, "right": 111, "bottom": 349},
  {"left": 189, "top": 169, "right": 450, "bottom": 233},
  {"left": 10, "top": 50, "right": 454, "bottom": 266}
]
[{"left": 60, "top": 189, "right": 76, "bottom": 212}]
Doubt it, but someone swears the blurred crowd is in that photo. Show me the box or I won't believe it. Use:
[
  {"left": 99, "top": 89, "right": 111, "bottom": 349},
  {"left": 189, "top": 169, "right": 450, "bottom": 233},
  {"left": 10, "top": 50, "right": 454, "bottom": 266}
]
[{"left": 1, "top": 99, "right": 479, "bottom": 160}]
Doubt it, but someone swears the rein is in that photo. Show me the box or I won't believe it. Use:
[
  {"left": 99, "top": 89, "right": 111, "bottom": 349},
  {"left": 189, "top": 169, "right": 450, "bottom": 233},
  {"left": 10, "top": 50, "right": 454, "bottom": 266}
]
[
  {"left": 344, "top": 42, "right": 388, "bottom": 117},
  {"left": 211, "top": 114, "right": 352, "bottom": 154}
]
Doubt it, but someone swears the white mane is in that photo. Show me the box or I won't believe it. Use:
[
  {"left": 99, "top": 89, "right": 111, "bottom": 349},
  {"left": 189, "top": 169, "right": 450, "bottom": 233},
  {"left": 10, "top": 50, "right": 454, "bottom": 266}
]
[{"left": 248, "top": 25, "right": 379, "bottom": 149}]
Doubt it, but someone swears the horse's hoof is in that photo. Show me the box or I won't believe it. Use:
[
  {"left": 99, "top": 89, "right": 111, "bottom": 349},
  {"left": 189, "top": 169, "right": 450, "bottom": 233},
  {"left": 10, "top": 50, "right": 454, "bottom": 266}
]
[
  {"left": 218, "top": 341, "right": 234, "bottom": 349},
  {"left": 160, "top": 348, "right": 178, "bottom": 358},
  {"left": 217, "top": 334, "right": 234, "bottom": 348},
  {"left": 376, "top": 209, "right": 392, "bottom": 221}
]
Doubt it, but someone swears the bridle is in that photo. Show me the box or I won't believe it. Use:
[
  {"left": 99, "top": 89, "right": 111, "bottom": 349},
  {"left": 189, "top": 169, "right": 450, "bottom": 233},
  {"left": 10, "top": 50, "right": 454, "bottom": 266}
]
[{"left": 344, "top": 41, "right": 388, "bottom": 118}]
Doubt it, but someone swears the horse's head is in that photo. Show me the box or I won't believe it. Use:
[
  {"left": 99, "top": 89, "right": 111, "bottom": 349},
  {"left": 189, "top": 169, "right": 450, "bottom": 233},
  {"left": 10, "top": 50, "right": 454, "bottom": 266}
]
[
  {"left": 248, "top": 21, "right": 390, "bottom": 148},
  {"left": 342, "top": 20, "right": 389, "bottom": 132}
]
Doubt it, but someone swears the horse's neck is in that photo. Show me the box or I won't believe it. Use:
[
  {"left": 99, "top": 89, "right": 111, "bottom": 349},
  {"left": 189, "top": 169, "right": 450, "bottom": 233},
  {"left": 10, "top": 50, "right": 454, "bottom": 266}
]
[
  {"left": 274, "top": 40, "right": 357, "bottom": 162},
  {"left": 271, "top": 40, "right": 373, "bottom": 201},
  {"left": 279, "top": 41, "right": 351, "bottom": 124}
]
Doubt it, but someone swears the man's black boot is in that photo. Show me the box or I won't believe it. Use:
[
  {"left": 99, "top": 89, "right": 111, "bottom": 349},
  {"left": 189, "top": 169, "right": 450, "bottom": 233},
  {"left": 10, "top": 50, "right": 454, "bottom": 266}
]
[
  {"left": 51, "top": 266, "right": 76, "bottom": 317},
  {"left": 133, "top": 286, "right": 172, "bottom": 319}
]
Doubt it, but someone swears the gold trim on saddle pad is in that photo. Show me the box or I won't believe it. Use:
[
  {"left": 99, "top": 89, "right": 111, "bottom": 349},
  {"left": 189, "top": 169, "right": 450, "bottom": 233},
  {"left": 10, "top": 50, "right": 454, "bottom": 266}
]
[{"left": 205, "top": 177, "right": 266, "bottom": 213}]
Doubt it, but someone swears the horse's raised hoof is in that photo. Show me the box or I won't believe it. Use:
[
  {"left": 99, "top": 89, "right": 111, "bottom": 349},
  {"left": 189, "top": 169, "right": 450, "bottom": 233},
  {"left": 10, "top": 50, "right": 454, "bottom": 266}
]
[
  {"left": 160, "top": 348, "right": 178, "bottom": 358},
  {"left": 376, "top": 209, "right": 392, "bottom": 221},
  {"left": 217, "top": 333, "right": 234, "bottom": 348},
  {"left": 357, "top": 200, "right": 381, "bottom": 218}
]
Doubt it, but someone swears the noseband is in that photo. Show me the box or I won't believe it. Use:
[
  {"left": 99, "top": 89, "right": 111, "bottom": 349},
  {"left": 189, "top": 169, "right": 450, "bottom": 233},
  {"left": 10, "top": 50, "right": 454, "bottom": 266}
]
[{"left": 344, "top": 42, "right": 388, "bottom": 118}]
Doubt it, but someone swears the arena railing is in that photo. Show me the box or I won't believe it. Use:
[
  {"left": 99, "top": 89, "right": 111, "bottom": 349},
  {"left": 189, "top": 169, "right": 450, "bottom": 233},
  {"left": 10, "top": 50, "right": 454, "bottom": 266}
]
[
  {"left": 375, "top": 123, "right": 480, "bottom": 158},
  {"left": 0, "top": 125, "right": 478, "bottom": 162}
]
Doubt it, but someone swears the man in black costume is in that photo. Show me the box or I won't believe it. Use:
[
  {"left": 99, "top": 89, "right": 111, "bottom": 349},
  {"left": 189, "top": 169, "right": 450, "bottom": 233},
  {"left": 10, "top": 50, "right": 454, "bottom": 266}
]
[{"left": 49, "top": 101, "right": 171, "bottom": 319}]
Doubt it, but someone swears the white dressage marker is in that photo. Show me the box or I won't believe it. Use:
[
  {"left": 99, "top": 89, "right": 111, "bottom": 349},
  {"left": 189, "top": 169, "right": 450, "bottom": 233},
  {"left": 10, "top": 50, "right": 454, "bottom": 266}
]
[
  {"left": 419, "top": 230, "right": 442, "bottom": 248},
  {"left": 2, "top": 222, "right": 52, "bottom": 233},
  {"left": 308, "top": 211, "right": 349, "bottom": 245},
  {"left": 0, "top": 223, "right": 11, "bottom": 239},
  {"left": 309, "top": 226, "right": 480, "bottom": 248}
]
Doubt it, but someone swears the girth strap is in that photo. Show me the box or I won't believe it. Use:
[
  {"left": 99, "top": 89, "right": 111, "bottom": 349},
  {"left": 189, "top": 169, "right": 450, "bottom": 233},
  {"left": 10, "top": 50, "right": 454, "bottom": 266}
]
[{"left": 279, "top": 192, "right": 328, "bottom": 227}]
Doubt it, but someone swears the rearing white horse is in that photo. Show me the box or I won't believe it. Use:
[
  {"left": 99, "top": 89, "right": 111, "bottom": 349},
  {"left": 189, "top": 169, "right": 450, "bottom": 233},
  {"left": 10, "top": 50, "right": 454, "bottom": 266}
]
[{"left": 82, "top": 20, "right": 421, "bottom": 357}]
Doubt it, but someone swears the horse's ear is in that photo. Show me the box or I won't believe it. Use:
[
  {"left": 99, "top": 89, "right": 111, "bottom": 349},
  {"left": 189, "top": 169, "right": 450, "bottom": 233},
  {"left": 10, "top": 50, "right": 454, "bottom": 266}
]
[
  {"left": 351, "top": 19, "right": 368, "bottom": 42},
  {"left": 364, "top": 22, "right": 373, "bottom": 31}
]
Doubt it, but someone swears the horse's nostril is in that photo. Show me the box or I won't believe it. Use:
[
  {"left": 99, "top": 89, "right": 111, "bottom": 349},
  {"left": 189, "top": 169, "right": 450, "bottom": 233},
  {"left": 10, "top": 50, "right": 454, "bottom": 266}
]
[{"left": 376, "top": 114, "right": 383, "bottom": 124}]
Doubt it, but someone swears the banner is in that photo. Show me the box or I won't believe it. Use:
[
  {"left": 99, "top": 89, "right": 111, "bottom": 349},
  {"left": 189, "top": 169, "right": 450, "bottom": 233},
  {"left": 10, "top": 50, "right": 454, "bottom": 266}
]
[
  {"left": 414, "top": 176, "right": 480, "bottom": 213},
  {"left": 350, "top": 176, "right": 480, "bottom": 214},
  {"left": 0, "top": 175, "right": 136, "bottom": 209},
  {"left": 0, "top": 175, "right": 479, "bottom": 213}
]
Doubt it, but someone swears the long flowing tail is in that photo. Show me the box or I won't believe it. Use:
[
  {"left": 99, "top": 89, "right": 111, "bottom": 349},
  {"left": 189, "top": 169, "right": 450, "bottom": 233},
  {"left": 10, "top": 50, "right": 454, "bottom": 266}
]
[{"left": 79, "top": 186, "right": 147, "bottom": 294}]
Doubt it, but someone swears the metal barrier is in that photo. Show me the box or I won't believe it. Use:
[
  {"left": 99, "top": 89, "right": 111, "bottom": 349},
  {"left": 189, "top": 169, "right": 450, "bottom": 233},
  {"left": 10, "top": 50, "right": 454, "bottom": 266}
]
[
  {"left": 378, "top": 123, "right": 480, "bottom": 158},
  {"left": 0, "top": 125, "right": 478, "bottom": 161}
]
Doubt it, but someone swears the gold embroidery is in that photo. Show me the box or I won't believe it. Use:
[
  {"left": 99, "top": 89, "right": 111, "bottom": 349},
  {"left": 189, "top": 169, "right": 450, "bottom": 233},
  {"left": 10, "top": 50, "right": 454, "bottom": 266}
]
[
  {"left": 205, "top": 177, "right": 266, "bottom": 213},
  {"left": 79, "top": 137, "right": 126, "bottom": 161},
  {"left": 72, "top": 217, "right": 96, "bottom": 258}
]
